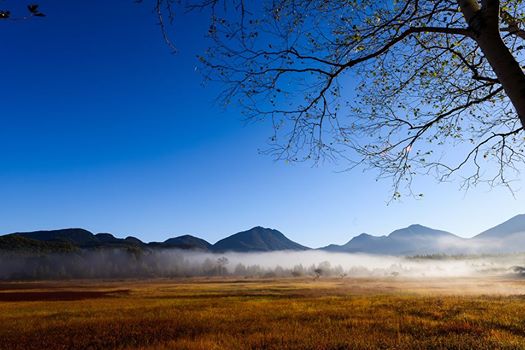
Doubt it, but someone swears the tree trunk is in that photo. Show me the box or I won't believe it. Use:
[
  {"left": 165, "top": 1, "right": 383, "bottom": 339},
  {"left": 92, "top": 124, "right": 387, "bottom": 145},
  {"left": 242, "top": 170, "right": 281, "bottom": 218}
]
[
  {"left": 477, "top": 31, "right": 525, "bottom": 129},
  {"left": 459, "top": 0, "right": 525, "bottom": 129}
]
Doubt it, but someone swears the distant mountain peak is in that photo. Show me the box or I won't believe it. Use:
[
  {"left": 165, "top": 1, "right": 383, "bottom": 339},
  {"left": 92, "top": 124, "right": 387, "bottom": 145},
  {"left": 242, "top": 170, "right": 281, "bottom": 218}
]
[
  {"left": 348, "top": 233, "right": 383, "bottom": 243},
  {"left": 11, "top": 228, "right": 97, "bottom": 245},
  {"left": 249, "top": 226, "right": 281, "bottom": 234},
  {"left": 4, "top": 214, "right": 525, "bottom": 256},
  {"left": 124, "top": 236, "right": 143, "bottom": 244},
  {"left": 355, "top": 232, "right": 371, "bottom": 238},
  {"left": 95, "top": 233, "right": 119, "bottom": 243},
  {"left": 321, "top": 224, "right": 460, "bottom": 255},
  {"left": 388, "top": 224, "right": 454, "bottom": 239},
  {"left": 475, "top": 213, "right": 525, "bottom": 239},
  {"left": 212, "top": 226, "right": 308, "bottom": 252},
  {"left": 408, "top": 224, "right": 425, "bottom": 229},
  {"left": 162, "top": 235, "right": 211, "bottom": 250},
  {"left": 169, "top": 234, "right": 196, "bottom": 240}
]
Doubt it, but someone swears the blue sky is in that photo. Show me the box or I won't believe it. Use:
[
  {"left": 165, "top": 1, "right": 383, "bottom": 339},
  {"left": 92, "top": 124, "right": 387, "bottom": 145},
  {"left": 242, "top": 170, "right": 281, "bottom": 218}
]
[{"left": 1, "top": 0, "right": 524, "bottom": 247}]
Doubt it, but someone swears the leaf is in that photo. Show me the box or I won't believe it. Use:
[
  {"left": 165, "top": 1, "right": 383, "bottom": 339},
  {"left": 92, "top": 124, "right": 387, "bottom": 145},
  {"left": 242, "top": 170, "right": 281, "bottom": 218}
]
[
  {"left": 28, "top": 4, "right": 45, "bottom": 17},
  {"left": 27, "top": 4, "right": 39, "bottom": 14}
]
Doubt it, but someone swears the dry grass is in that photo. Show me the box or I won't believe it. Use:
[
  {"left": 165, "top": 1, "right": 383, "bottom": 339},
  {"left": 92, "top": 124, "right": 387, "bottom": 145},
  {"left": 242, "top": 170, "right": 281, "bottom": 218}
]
[{"left": 2, "top": 277, "right": 525, "bottom": 349}]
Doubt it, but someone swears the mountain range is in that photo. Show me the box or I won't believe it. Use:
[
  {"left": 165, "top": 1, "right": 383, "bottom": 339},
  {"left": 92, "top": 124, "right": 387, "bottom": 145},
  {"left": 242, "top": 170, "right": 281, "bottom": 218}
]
[
  {"left": 321, "top": 225, "right": 468, "bottom": 255},
  {"left": 2, "top": 214, "right": 525, "bottom": 255},
  {"left": 0, "top": 226, "right": 307, "bottom": 254},
  {"left": 322, "top": 214, "right": 525, "bottom": 255}
]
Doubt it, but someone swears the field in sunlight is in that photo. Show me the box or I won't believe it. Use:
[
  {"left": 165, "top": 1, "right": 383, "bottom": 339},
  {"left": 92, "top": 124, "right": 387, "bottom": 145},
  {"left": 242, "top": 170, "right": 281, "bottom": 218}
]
[{"left": 2, "top": 277, "right": 525, "bottom": 349}]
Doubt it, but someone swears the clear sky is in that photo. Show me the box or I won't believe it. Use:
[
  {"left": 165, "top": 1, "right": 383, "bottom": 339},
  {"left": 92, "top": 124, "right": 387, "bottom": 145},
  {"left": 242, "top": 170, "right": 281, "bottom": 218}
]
[{"left": 1, "top": 1, "right": 524, "bottom": 248}]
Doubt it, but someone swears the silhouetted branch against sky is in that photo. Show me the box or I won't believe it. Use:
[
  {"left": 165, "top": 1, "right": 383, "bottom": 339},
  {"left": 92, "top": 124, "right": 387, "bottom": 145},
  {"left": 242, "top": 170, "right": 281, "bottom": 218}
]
[
  {"left": 5, "top": 1, "right": 525, "bottom": 199},
  {"left": 150, "top": 0, "right": 525, "bottom": 199}
]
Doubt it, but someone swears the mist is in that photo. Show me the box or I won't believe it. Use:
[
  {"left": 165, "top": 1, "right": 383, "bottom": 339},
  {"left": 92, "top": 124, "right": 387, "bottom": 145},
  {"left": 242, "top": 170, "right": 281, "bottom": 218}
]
[
  {"left": 181, "top": 250, "right": 525, "bottom": 278},
  {"left": 2, "top": 248, "right": 525, "bottom": 281}
]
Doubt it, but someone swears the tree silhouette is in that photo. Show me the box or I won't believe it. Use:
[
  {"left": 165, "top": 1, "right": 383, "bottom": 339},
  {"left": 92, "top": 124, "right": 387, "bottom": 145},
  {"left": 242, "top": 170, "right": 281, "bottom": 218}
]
[
  {"left": 216, "top": 256, "right": 229, "bottom": 275},
  {"left": 6, "top": 1, "right": 525, "bottom": 196},
  {"left": 154, "top": 0, "right": 525, "bottom": 197}
]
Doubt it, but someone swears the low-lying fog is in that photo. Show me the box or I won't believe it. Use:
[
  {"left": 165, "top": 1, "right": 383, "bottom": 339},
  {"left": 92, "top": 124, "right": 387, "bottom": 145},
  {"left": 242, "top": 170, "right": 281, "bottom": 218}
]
[
  {"left": 2, "top": 249, "right": 525, "bottom": 280},
  {"left": 183, "top": 250, "right": 525, "bottom": 278}
]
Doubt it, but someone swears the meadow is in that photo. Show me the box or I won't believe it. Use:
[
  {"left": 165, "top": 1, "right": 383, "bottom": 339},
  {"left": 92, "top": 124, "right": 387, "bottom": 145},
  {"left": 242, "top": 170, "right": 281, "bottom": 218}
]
[{"left": 2, "top": 277, "right": 525, "bottom": 349}]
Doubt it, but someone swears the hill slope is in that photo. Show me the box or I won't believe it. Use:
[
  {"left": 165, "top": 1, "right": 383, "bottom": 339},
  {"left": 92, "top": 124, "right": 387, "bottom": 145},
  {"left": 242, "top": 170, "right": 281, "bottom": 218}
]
[
  {"left": 156, "top": 235, "right": 212, "bottom": 250},
  {"left": 0, "top": 234, "right": 77, "bottom": 253},
  {"left": 7, "top": 229, "right": 145, "bottom": 249},
  {"left": 470, "top": 214, "right": 525, "bottom": 253},
  {"left": 4, "top": 214, "right": 525, "bottom": 255},
  {"left": 322, "top": 225, "right": 466, "bottom": 255},
  {"left": 212, "top": 226, "right": 308, "bottom": 252},
  {"left": 13, "top": 228, "right": 98, "bottom": 246},
  {"left": 475, "top": 214, "right": 525, "bottom": 239}
]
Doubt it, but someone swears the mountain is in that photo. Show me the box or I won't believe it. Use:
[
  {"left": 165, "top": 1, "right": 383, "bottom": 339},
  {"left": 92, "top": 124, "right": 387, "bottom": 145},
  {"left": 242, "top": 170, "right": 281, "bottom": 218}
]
[
  {"left": 11, "top": 228, "right": 99, "bottom": 246},
  {"left": 470, "top": 214, "right": 525, "bottom": 254},
  {"left": 475, "top": 214, "right": 525, "bottom": 239},
  {"left": 93, "top": 233, "right": 146, "bottom": 248},
  {"left": 212, "top": 226, "right": 309, "bottom": 252},
  {"left": 1, "top": 227, "right": 305, "bottom": 253},
  {"left": 322, "top": 225, "right": 465, "bottom": 255},
  {"left": 320, "top": 233, "right": 386, "bottom": 253},
  {"left": 154, "top": 235, "right": 212, "bottom": 250},
  {"left": 0, "top": 234, "right": 77, "bottom": 253},
  {"left": 95, "top": 233, "right": 121, "bottom": 243},
  {"left": 384, "top": 225, "right": 466, "bottom": 255},
  {"left": 3, "top": 215, "right": 525, "bottom": 255},
  {"left": 388, "top": 224, "right": 455, "bottom": 239},
  {"left": 3, "top": 229, "right": 145, "bottom": 250}
]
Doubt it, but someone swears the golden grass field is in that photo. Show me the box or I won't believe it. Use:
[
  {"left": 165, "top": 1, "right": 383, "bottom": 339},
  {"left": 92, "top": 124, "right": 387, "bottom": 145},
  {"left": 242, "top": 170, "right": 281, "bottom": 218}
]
[{"left": 2, "top": 277, "right": 525, "bottom": 349}]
